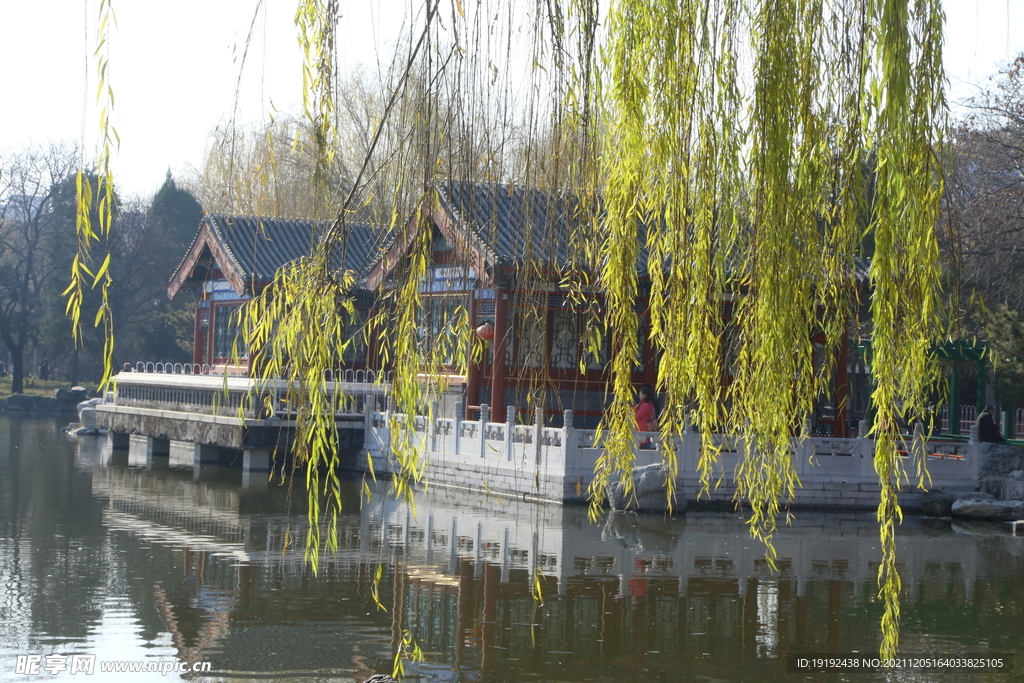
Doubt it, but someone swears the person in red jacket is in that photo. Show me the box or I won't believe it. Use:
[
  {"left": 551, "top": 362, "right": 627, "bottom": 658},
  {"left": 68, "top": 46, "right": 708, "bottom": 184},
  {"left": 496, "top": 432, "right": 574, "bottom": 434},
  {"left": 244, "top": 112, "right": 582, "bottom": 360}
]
[{"left": 634, "top": 384, "right": 658, "bottom": 448}]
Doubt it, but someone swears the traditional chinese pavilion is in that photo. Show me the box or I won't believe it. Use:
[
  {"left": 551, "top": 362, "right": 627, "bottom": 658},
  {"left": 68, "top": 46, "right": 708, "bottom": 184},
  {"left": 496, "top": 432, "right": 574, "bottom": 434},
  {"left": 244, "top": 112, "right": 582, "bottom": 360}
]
[{"left": 167, "top": 214, "right": 382, "bottom": 369}]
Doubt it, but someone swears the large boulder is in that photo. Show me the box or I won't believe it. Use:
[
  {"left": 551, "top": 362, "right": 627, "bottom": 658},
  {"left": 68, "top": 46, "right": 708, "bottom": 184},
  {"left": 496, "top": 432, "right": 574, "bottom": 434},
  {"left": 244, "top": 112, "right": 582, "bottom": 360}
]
[
  {"left": 978, "top": 442, "right": 1024, "bottom": 476},
  {"left": 6, "top": 393, "right": 61, "bottom": 412},
  {"left": 981, "top": 476, "right": 1024, "bottom": 501},
  {"left": 921, "top": 490, "right": 992, "bottom": 517},
  {"left": 6, "top": 394, "right": 36, "bottom": 411},
  {"left": 54, "top": 388, "right": 84, "bottom": 412},
  {"left": 606, "top": 463, "right": 686, "bottom": 513},
  {"left": 1003, "top": 478, "right": 1024, "bottom": 501},
  {"left": 951, "top": 498, "right": 1024, "bottom": 521},
  {"left": 34, "top": 396, "right": 57, "bottom": 411}
]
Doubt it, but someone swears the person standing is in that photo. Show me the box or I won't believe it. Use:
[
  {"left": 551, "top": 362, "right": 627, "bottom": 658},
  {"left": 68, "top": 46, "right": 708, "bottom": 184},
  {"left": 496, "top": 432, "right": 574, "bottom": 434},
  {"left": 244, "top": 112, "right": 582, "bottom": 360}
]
[{"left": 635, "top": 384, "right": 659, "bottom": 448}]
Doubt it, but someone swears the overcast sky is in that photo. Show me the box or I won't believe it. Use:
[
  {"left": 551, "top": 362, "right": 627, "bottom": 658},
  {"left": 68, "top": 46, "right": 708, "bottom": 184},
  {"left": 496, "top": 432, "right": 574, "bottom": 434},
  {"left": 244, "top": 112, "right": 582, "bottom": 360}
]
[{"left": 0, "top": 0, "right": 1022, "bottom": 199}]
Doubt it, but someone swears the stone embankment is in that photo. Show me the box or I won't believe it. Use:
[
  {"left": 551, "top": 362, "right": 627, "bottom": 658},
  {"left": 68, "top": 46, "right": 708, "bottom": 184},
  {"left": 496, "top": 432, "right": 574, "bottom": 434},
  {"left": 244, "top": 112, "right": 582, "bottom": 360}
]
[
  {"left": 0, "top": 387, "right": 91, "bottom": 414},
  {"left": 923, "top": 442, "right": 1024, "bottom": 521}
]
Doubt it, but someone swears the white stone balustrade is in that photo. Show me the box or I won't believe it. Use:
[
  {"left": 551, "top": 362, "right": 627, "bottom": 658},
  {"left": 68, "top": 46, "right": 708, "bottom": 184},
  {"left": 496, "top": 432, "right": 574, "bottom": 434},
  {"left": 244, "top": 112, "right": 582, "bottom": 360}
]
[
  {"left": 365, "top": 406, "right": 980, "bottom": 509},
  {"left": 114, "top": 370, "right": 388, "bottom": 419}
]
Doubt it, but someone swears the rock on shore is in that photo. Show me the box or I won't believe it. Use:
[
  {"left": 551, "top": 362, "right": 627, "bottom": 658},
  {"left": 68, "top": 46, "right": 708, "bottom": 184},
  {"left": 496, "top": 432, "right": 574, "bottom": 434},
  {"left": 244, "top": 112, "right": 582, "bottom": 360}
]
[
  {"left": 920, "top": 490, "right": 993, "bottom": 517},
  {"left": 0, "top": 387, "right": 90, "bottom": 413}
]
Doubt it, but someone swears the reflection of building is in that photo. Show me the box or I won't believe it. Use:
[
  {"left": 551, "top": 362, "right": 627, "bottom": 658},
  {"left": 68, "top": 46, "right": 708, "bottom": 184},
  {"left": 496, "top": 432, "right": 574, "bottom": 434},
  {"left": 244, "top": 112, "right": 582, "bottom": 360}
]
[
  {"left": 76, "top": 433, "right": 1015, "bottom": 680},
  {"left": 360, "top": 485, "right": 1002, "bottom": 679}
]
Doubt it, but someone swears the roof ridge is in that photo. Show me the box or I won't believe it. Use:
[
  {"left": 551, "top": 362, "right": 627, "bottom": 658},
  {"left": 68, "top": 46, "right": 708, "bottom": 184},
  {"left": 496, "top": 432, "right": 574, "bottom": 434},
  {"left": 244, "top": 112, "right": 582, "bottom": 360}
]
[
  {"left": 204, "top": 211, "right": 385, "bottom": 229},
  {"left": 204, "top": 215, "right": 249, "bottom": 286}
]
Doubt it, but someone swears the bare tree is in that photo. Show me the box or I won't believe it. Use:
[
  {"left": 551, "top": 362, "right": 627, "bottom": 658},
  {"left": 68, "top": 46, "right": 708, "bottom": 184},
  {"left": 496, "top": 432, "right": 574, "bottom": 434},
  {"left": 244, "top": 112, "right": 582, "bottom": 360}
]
[
  {"left": 0, "top": 143, "right": 78, "bottom": 393},
  {"left": 950, "top": 55, "right": 1024, "bottom": 312},
  {"left": 186, "top": 114, "right": 359, "bottom": 220}
]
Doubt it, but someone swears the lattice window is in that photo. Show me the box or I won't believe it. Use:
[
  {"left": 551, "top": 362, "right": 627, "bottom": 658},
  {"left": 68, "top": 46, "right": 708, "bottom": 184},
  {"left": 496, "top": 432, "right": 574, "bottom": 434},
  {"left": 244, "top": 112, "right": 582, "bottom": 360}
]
[
  {"left": 516, "top": 307, "right": 547, "bottom": 368},
  {"left": 416, "top": 296, "right": 467, "bottom": 365},
  {"left": 551, "top": 309, "right": 579, "bottom": 369},
  {"left": 213, "top": 304, "right": 247, "bottom": 360}
]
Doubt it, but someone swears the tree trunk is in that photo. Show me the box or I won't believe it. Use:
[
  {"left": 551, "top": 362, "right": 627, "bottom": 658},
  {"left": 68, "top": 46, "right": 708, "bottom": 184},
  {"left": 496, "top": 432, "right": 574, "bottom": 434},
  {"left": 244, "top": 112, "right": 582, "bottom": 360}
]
[{"left": 11, "top": 353, "right": 24, "bottom": 395}]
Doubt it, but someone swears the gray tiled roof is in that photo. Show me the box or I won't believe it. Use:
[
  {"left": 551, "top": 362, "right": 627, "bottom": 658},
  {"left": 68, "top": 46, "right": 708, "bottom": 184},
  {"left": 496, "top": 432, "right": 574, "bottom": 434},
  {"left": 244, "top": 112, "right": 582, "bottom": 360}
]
[
  {"left": 435, "top": 181, "right": 656, "bottom": 273},
  {"left": 205, "top": 214, "right": 382, "bottom": 283},
  {"left": 436, "top": 182, "right": 582, "bottom": 268},
  {"left": 435, "top": 182, "right": 869, "bottom": 286}
]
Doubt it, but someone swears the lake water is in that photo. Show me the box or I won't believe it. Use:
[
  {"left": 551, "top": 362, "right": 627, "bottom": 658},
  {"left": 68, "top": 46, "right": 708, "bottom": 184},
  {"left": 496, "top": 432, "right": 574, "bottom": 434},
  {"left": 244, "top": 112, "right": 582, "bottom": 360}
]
[{"left": 1, "top": 415, "right": 1022, "bottom": 682}]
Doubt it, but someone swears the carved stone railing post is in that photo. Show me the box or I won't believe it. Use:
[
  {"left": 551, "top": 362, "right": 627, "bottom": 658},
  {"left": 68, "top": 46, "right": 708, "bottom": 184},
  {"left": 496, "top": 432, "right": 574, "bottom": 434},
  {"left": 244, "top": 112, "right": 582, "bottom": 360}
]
[
  {"left": 969, "top": 423, "right": 981, "bottom": 483},
  {"left": 479, "top": 404, "right": 489, "bottom": 459},
  {"left": 506, "top": 404, "right": 516, "bottom": 461},
  {"left": 682, "top": 412, "right": 699, "bottom": 473},
  {"left": 430, "top": 399, "right": 438, "bottom": 452},
  {"left": 562, "top": 409, "right": 576, "bottom": 470},
  {"left": 453, "top": 401, "right": 463, "bottom": 456}
]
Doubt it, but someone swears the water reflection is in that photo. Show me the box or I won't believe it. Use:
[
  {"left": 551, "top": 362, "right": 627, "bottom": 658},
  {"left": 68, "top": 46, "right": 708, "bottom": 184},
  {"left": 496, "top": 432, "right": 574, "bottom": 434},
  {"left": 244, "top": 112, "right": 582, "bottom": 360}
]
[{"left": 1, "top": 416, "right": 1023, "bottom": 682}]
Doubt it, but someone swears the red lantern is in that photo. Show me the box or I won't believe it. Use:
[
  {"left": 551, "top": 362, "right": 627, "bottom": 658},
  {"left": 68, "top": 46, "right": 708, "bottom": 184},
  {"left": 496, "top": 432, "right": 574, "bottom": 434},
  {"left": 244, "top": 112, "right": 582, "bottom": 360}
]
[{"left": 475, "top": 322, "right": 495, "bottom": 341}]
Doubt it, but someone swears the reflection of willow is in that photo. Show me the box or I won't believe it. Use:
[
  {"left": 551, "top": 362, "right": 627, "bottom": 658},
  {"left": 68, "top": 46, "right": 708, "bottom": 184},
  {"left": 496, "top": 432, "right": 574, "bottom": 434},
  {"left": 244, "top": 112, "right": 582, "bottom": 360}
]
[{"left": 74, "top": 0, "right": 948, "bottom": 659}]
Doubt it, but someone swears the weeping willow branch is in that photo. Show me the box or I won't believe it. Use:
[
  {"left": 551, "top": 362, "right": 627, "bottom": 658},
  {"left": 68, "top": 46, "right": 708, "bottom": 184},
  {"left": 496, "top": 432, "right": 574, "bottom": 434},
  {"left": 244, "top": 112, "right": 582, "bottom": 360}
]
[
  {"left": 67, "top": 0, "right": 117, "bottom": 389},
  {"left": 241, "top": 256, "right": 359, "bottom": 570},
  {"left": 591, "top": 0, "right": 945, "bottom": 655},
  {"left": 864, "top": 0, "right": 946, "bottom": 658}
]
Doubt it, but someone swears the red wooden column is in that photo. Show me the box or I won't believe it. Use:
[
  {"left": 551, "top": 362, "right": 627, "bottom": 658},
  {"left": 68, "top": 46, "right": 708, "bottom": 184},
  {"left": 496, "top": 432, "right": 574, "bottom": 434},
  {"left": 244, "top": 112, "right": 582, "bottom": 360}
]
[
  {"left": 465, "top": 291, "right": 482, "bottom": 418},
  {"left": 490, "top": 287, "right": 509, "bottom": 416},
  {"left": 835, "top": 327, "right": 849, "bottom": 438},
  {"left": 193, "top": 305, "right": 209, "bottom": 365}
]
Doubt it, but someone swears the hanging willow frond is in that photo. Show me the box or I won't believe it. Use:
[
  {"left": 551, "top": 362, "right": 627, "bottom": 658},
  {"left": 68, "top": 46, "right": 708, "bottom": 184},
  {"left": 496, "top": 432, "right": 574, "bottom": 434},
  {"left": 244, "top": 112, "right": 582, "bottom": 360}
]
[
  {"left": 590, "top": 0, "right": 945, "bottom": 655},
  {"left": 68, "top": 0, "right": 117, "bottom": 390},
  {"left": 241, "top": 254, "right": 360, "bottom": 569}
]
